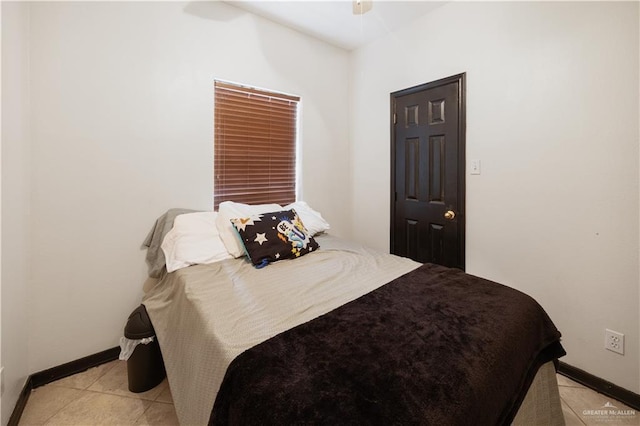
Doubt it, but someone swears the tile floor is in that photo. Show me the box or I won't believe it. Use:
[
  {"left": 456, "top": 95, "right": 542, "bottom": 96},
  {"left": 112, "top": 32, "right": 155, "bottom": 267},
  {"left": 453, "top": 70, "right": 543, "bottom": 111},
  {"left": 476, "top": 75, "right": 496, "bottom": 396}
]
[
  {"left": 557, "top": 375, "right": 638, "bottom": 426},
  {"left": 18, "top": 360, "right": 178, "bottom": 426},
  {"left": 17, "top": 361, "right": 638, "bottom": 425}
]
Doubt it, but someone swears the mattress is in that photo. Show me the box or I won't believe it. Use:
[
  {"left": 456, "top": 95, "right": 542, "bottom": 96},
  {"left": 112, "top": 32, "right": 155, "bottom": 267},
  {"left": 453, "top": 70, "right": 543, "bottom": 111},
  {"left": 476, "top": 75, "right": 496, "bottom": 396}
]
[
  {"left": 143, "top": 234, "right": 420, "bottom": 425},
  {"left": 143, "top": 234, "right": 564, "bottom": 425}
]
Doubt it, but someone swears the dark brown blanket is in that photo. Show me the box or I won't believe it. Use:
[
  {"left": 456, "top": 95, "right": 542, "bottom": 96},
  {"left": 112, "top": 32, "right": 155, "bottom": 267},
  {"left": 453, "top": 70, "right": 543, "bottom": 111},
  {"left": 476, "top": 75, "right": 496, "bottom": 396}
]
[{"left": 210, "top": 263, "right": 565, "bottom": 426}]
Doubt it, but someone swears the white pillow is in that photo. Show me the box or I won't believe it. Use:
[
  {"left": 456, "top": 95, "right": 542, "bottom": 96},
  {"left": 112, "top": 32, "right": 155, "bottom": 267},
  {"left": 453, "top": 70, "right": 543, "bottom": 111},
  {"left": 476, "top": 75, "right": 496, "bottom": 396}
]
[
  {"left": 216, "top": 201, "right": 283, "bottom": 257},
  {"left": 284, "top": 201, "right": 330, "bottom": 236},
  {"left": 161, "top": 212, "right": 232, "bottom": 273}
]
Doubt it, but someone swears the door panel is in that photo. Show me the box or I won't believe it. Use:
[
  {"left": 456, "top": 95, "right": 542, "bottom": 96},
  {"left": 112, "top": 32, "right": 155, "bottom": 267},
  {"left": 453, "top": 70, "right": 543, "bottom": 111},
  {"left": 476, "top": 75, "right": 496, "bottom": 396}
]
[
  {"left": 429, "top": 135, "right": 445, "bottom": 203},
  {"left": 405, "top": 219, "right": 419, "bottom": 261},
  {"left": 391, "top": 74, "right": 465, "bottom": 269},
  {"left": 405, "top": 138, "right": 420, "bottom": 200}
]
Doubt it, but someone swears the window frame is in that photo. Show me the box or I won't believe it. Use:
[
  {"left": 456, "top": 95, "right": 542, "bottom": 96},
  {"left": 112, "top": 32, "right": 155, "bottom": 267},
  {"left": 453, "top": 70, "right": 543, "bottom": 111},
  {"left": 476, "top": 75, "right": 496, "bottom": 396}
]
[{"left": 213, "top": 80, "right": 300, "bottom": 210}]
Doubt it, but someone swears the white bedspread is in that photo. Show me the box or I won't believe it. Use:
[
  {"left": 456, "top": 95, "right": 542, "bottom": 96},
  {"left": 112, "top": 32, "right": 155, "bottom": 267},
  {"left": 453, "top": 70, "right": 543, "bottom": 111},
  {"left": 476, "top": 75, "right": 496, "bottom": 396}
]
[{"left": 142, "top": 234, "right": 420, "bottom": 425}]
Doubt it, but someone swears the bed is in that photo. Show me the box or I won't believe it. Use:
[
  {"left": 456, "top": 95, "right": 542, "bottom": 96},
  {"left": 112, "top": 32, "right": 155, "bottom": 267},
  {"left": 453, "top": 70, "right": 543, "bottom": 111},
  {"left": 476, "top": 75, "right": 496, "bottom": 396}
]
[{"left": 141, "top": 206, "right": 566, "bottom": 426}]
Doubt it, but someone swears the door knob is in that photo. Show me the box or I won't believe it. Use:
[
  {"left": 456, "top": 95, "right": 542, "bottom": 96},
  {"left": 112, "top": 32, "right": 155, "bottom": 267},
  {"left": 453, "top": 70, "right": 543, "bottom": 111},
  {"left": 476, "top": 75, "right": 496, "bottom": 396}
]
[{"left": 444, "top": 210, "right": 456, "bottom": 220}]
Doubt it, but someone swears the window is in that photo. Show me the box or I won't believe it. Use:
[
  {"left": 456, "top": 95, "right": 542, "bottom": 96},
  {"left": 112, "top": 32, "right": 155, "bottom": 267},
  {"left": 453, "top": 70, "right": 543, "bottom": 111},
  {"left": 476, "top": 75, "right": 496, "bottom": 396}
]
[{"left": 214, "top": 81, "right": 299, "bottom": 210}]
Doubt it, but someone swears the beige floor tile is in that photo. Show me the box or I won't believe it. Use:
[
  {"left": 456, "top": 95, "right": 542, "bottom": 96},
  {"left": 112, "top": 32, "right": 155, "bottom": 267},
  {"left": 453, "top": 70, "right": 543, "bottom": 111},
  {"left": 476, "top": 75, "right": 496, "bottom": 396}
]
[
  {"left": 44, "top": 391, "right": 150, "bottom": 426},
  {"left": 560, "top": 387, "right": 638, "bottom": 426},
  {"left": 557, "top": 374, "right": 586, "bottom": 389},
  {"left": 154, "top": 384, "right": 173, "bottom": 404},
  {"left": 134, "top": 402, "right": 179, "bottom": 426},
  {"left": 20, "top": 363, "right": 634, "bottom": 426},
  {"left": 18, "top": 385, "right": 85, "bottom": 426},
  {"left": 50, "top": 361, "right": 118, "bottom": 390},
  {"left": 87, "top": 360, "right": 166, "bottom": 401},
  {"left": 561, "top": 399, "right": 586, "bottom": 426}
]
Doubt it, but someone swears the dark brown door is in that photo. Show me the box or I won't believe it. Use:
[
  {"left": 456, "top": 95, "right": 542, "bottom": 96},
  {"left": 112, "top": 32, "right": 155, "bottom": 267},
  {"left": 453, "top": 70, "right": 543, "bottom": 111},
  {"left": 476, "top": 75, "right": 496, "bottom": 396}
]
[{"left": 390, "top": 74, "right": 465, "bottom": 269}]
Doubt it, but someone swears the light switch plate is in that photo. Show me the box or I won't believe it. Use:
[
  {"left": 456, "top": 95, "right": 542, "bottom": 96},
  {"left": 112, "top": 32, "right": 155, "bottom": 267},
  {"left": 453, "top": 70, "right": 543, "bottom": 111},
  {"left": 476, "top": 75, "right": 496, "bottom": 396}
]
[{"left": 470, "top": 159, "right": 481, "bottom": 175}]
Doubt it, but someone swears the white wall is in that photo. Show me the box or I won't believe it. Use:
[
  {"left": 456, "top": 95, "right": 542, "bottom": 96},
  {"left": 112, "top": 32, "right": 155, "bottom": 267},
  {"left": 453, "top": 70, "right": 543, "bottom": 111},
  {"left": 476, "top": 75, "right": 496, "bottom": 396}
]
[
  {"left": 1, "top": 2, "right": 31, "bottom": 423},
  {"left": 24, "top": 1, "right": 350, "bottom": 375},
  {"left": 4, "top": 1, "right": 639, "bottom": 419},
  {"left": 350, "top": 1, "right": 639, "bottom": 392}
]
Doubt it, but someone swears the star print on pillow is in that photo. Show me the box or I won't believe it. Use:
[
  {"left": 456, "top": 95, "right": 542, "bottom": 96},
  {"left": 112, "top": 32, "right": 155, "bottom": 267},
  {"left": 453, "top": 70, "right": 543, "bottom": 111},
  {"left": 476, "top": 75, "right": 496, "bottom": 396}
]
[
  {"left": 230, "top": 209, "right": 320, "bottom": 268},
  {"left": 254, "top": 233, "right": 268, "bottom": 245}
]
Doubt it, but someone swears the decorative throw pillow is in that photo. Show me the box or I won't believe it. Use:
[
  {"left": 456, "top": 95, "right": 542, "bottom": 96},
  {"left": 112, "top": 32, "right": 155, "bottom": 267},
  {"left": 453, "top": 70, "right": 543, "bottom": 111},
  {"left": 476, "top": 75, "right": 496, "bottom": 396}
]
[
  {"left": 230, "top": 209, "right": 319, "bottom": 268},
  {"left": 216, "top": 201, "right": 283, "bottom": 258}
]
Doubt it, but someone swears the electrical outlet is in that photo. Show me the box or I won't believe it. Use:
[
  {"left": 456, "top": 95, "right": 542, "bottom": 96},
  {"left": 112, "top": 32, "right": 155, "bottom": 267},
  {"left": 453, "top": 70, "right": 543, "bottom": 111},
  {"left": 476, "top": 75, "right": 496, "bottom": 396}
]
[{"left": 605, "top": 329, "right": 624, "bottom": 355}]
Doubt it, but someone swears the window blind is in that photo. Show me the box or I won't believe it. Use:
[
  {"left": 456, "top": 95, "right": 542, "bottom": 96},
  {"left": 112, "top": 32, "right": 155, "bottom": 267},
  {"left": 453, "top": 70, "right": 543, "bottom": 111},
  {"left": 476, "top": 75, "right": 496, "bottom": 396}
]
[{"left": 214, "top": 81, "right": 299, "bottom": 210}]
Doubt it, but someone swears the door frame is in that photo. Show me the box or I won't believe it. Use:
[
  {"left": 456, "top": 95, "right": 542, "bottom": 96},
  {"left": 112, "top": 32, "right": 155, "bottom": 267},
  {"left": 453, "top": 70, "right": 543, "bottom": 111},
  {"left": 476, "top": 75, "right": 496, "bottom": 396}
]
[{"left": 389, "top": 72, "right": 467, "bottom": 269}]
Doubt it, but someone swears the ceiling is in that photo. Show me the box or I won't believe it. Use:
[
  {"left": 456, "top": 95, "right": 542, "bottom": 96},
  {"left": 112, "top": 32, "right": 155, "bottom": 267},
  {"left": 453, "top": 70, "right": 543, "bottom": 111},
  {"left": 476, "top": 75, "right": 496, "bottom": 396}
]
[{"left": 225, "top": 1, "right": 447, "bottom": 51}]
